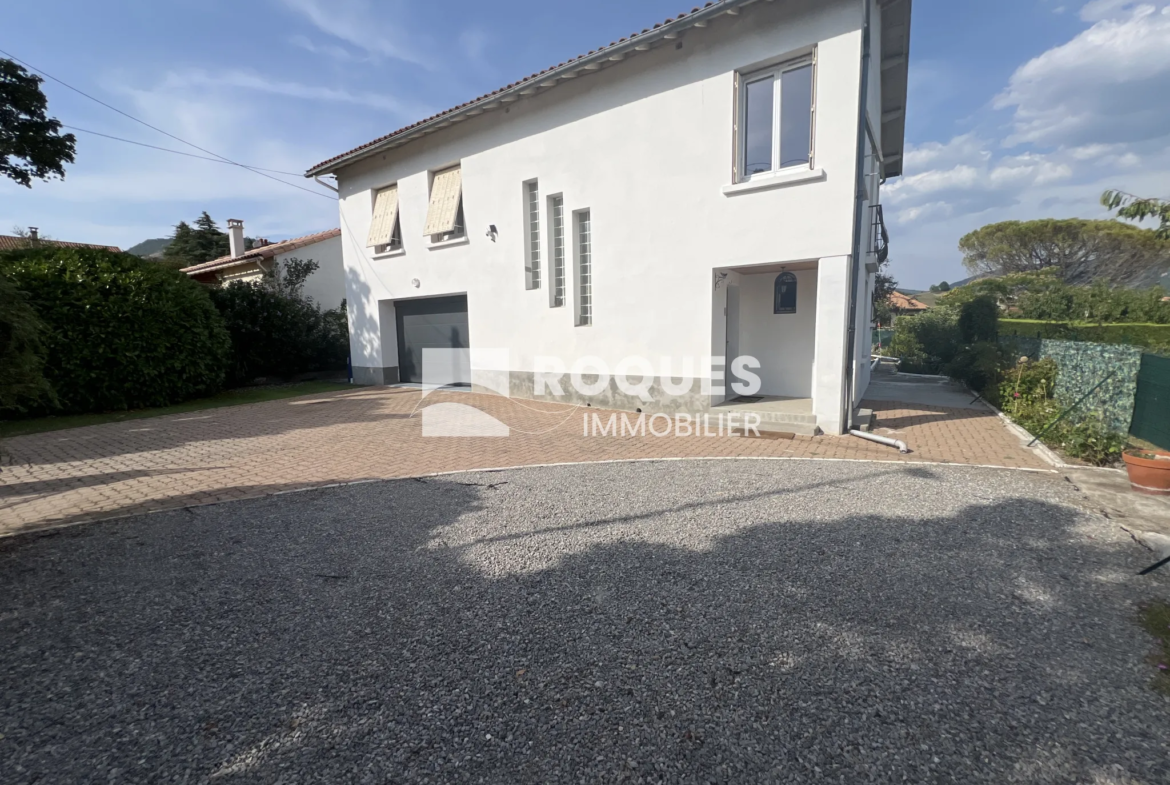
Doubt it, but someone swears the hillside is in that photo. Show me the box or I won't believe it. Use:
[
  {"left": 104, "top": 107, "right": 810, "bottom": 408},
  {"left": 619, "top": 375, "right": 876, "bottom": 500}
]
[{"left": 125, "top": 238, "right": 171, "bottom": 258}]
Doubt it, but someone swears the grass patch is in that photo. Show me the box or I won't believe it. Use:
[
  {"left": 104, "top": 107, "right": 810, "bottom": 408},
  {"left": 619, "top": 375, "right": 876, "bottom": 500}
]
[
  {"left": 0, "top": 381, "right": 356, "bottom": 438},
  {"left": 1139, "top": 601, "right": 1170, "bottom": 696}
]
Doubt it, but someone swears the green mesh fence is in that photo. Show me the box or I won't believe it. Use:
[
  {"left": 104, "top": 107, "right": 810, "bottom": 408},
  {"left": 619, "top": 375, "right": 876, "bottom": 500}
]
[
  {"left": 1131, "top": 353, "right": 1170, "bottom": 450},
  {"left": 1004, "top": 337, "right": 1142, "bottom": 434}
]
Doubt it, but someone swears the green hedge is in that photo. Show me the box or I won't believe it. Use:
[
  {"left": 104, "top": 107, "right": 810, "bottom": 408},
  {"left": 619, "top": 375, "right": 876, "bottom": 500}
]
[
  {"left": 208, "top": 283, "right": 348, "bottom": 387},
  {"left": 0, "top": 247, "right": 230, "bottom": 414},
  {"left": 1000, "top": 319, "right": 1170, "bottom": 354}
]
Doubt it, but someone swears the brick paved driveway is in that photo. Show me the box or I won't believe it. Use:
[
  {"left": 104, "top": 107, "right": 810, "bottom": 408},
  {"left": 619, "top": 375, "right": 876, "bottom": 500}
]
[{"left": 0, "top": 386, "right": 1051, "bottom": 536}]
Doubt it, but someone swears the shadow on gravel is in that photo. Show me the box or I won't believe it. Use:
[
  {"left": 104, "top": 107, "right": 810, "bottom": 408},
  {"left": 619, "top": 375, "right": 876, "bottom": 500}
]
[{"left": 1, "top": 464, "right": 1167, "bottom": 784}]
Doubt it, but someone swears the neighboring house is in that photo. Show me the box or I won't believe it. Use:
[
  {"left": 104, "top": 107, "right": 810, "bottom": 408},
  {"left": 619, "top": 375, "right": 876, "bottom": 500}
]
[
  {"left": 890, "top": 290, "right": 930, "bottom": 312},
  {"left": 180, "top": 222, "right": 346, "bottom": 308},
  {"left": 0, "top": 228, "right": 120, "bottom": 252},
  {"left": 307, "top": 0, "right": 912, "bottom": 435}
]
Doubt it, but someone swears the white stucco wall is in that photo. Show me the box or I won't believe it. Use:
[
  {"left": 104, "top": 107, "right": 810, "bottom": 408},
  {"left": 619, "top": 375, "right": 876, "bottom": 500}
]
[
  {"left": 331, "top": 0, "right": 882, "bottom": 429},
  {"left": 735, "top": 270, "right": 818, "bottom": 398},
  {"left": 274, "top": 235, "right": 345, "bottom": 310}
]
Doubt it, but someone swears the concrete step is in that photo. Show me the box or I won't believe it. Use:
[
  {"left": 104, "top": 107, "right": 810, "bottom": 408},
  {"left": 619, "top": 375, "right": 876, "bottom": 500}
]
[
  {"left": 851, "top": 408, "right": 875, "bottom": 432},
  {"left": 719, "top": 409, "right": 818, "bottom": 436}
]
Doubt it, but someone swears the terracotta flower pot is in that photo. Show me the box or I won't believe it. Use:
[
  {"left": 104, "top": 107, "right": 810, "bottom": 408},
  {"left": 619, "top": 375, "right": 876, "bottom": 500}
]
[{"left": 1122, "top": 449, "right": 1170, "bottom": 496}]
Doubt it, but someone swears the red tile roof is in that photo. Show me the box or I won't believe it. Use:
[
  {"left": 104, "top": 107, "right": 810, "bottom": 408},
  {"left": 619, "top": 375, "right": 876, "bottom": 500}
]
[
  {"left": 0, "top": 235, "right": 121, "bottom": 253},
  {"left": 890, "top": 291, "right": 929, "bottom": 311},
  {"left": 306, "top": 1, "right": 747, "bottom": 176},
  {"left": 180, "top": 228, "right": 341, "bottom": 275}
]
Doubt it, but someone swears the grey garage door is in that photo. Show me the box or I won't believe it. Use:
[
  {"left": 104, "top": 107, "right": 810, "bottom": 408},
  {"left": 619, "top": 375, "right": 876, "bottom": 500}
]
[{"left": 395, "top": 295, "right": 470, "bottom": 385}]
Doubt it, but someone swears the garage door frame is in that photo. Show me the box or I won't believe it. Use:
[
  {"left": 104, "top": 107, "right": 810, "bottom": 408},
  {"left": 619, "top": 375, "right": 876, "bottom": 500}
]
[{"left": 394, "top": 294, "right": 471, "bottom": 385}]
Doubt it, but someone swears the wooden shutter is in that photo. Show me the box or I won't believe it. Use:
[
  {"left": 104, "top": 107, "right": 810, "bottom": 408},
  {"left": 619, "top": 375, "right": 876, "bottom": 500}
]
[
  {"left": 423, "top": 167, "right": 463, "bottom": 236},
  {"left": 366, "top": 186, "right": 399, "bottom": 248}
]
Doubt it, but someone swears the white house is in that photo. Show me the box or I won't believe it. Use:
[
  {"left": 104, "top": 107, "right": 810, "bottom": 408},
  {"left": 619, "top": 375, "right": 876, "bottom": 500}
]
[
  {"left": 307, "top": 0, "right": 911, "bottom": 435},
  {"left": 181, "top": 222, "right": 346, "bottom": 309}
]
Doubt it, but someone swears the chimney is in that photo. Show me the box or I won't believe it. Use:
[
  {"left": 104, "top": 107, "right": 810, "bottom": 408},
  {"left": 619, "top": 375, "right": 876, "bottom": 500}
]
[
  {"left": 28, "top": 227, "right": 39, "bottom": 242},
  {"left": 227, "top": 219, "right": 245, "bottom": 258}
]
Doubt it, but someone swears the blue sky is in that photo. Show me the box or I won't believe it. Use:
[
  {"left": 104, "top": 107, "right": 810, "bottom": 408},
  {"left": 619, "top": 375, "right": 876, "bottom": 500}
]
[{"left": 2, "top": 0, "right": 1168, "bottom": 287}]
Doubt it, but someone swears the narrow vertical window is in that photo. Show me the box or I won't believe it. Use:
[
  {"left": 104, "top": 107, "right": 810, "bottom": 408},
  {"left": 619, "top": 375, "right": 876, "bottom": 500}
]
[
  {"left": 742, "top": 77, "right": 774, "bottom": 177},
  {"left": 524, "top": 180, "right": 541, "bottom": 289},
  {"left": 550, "top": 196, "right": 565, "bottom": 307},
  {"left": 575, "top": 210, "right": 592, "bottom": 326},
  {"left": 779, "top": 64, "right": 814, "bottom": 168},
  {"left": 774, "top": 272, "right": 797, "bottom": 314}
]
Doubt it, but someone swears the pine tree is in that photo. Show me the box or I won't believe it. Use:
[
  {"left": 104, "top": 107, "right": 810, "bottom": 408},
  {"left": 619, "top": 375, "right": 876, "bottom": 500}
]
[
  {"left": 162, "top": 221, "right": 199, "bottom": 267},
  {"left": 191, "top": 211, "right": 230, "bottom": 262}
]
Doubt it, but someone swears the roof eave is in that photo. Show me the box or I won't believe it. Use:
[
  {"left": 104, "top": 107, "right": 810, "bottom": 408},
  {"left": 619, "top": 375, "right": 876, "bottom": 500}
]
[
  {"left": 305, "top": 0, "right": 765, "bottom": 178},
  {"left": 877, "top": 0, "right": 911, "bottom": 178}
]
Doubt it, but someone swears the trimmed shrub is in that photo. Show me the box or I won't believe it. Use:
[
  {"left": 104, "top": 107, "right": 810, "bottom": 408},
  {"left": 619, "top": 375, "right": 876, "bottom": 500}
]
[
  {"left": 209, "top": 283, "right": 347, "bottom": 387},
  {"left": 0, "top": 272, "right": 54, "bottom": 413},
  {"left": 1000, "top": 319, "right": 1170, "bottom": 355},
  {"left": 958, "top": 295, "right": 999, "bottom": 344},
  {"left": 0, "top": 247, "right": 230, "bottom": 414},
  {"left": 946, "top": 341, "right": 1002, "bottom": 402},
  {"left": 888, "top": 309, "right": 961, "bottom": 374}
]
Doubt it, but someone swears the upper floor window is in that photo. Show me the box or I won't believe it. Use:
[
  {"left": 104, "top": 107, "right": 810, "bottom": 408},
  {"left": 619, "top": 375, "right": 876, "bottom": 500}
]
[
  {"left": 424, "top": 166, "right": 464, "bottom": 243},
  {"left": 774, "top": 272, "right": 797, "bottom": 314},
  {"left": 367, "top": 184, "right": 402, "bottom": 254},
  {"left": 738, "top": 56, "right": 815, "bottom": 182}
]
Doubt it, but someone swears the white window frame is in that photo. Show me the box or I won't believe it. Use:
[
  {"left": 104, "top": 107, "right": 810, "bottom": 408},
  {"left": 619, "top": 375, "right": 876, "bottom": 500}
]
[
  {"left": 523, "top": 179, "right": 541, "bottom": 290},
  {"left": 374, "top": 213, "right": 403, "bottom": 257},
  {"left": 736, "top": 52, "right": 816, "bottom": 184},
  {"left": 436, "top": 202, "right": 465, "bottom": 244},
  {"left": 425, "top": 165, "right": 466, "bottom": 245},
  {"left": 548, "top": 194, "right": 566, "bottom": 308},
  {"left": 368, "top": 184, "right": 403, "bottom": 256},
  {"left": 573, "top": 208, "right": 592, "bottom": 327}
]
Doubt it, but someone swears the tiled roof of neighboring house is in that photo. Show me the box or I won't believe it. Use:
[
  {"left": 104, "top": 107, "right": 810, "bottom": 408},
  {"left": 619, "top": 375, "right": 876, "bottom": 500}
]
[
  {"left": 890, "top": 290, "right": 929, "bottom": 311},
  {"left": 306, "top": 0, "right": 913, "bottom": 177},
  {"left": 180, "top": 228, "right": 341, "bottom": 276},
  {"left": 0, "top": 235, "right": 121, "bottom": 253}
]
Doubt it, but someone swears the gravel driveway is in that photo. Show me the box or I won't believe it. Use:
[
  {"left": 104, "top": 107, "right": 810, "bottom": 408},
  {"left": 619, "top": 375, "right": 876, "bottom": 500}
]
[{"left": 2, "top": 459, "right": 1168, "bottom": 783}]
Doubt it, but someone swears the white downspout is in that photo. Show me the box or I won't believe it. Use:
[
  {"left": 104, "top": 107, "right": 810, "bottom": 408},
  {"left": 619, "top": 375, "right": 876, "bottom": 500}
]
[{"left": 850, "top": 429, "right": 909, "bottom": 453}]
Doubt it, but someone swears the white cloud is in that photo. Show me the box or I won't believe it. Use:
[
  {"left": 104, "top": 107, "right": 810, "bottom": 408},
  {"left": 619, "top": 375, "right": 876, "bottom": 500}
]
[
  {"left": 278, "top": 0, "right": 429, "bottom": 67},
  {"left": 1079, "top": 0, "right": 1143, "bottom": 21},
  {"left": 155, "top": 69, "right": 422, "bottom": 117},
  {"left": 885, "top": 2, "right": 1170, "bottom": 287},
  {"left": 459, "top": 29, "right": 490, "bottom": 61},
  {"left": 288, "top": 34, "right": 363, "bottom": 63},
  {"left": 995, "top": 4, "right": 1170, "bottom": 147},
  {"left": 885, "top": 139, "right": 1075, "bottom": 224}
]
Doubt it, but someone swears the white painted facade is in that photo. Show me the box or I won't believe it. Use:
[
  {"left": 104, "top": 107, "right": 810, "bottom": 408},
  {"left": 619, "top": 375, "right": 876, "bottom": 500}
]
[
  {"left": 274, "top": 236, "right": 346, "bottom": 309},
  {"left": 316, "top": 0, "right": 909, "bottom": 434},
  {"left": 183, "top": 233, "right": 346, "bottom": 311}
]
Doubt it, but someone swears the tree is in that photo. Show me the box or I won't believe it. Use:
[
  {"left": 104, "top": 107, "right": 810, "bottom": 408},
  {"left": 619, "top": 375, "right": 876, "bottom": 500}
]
[
  {"left": 264, "top": 256, "right": 319, "bottom": 300},
  {"left": 958, "top": 218, "right": 1170, "bottom": 287},
  {"left": 937, "top": 281, "right": 951, "bottom": 292},
  {"left": 162, "top": 212, "right": 253, "bottom": 267},
  {"left": 0, "top": 271, "right": 53, "bottom": 413},
  {"left": 872, "top": 253, "right": 899, "bottom": 326},
  {"left": 1102, "top": 190, "right": 1170, "bottom": 240},
  {"left": 0, "top": 58, "right": 76, "bottom": 187}
]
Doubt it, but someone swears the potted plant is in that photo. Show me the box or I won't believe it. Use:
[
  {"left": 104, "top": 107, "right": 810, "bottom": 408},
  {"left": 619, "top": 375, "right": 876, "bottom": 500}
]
[{"left": 1122, "top": 446, "right": 1170, "bottom": 496}]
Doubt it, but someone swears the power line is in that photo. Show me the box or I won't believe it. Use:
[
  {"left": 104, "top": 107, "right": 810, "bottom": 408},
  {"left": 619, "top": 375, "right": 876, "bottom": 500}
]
[
  {"left": 62, "top": 125, "right": 308, "bottom": 176},
  {"left": 0, "top": 48, "right": 335, "bottom": 201}
]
